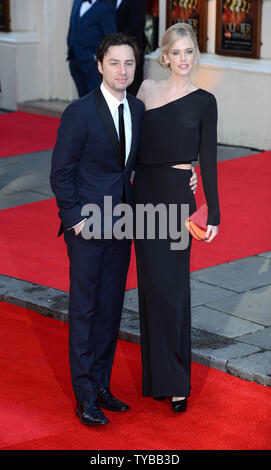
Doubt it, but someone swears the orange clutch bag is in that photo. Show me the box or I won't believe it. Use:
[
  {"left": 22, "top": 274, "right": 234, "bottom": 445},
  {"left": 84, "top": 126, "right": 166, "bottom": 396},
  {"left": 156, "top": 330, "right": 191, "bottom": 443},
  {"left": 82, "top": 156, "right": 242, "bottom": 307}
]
[{"left": 185, "top": 204, "right": 210, "bottom": 241}]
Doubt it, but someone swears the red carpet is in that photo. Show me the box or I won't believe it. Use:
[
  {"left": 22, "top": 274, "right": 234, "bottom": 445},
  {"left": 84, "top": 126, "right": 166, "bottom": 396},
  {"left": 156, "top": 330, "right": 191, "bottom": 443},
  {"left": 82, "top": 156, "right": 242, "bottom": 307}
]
[
  {"left": 0, "top": 301, "right": 270, "bottom": 450},
  {"left": 0, "top": 152, "right": 270, "bottom": 291},
  {"left": 0, "top": 112, "right": 60, "bottom": 158}
]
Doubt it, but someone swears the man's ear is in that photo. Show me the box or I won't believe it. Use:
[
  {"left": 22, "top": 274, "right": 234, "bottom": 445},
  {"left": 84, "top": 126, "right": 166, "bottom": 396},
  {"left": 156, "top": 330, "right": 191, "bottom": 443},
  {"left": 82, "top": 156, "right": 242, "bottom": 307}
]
[{"left": 97, "top": 60, "right": 103, "bottom": 75}]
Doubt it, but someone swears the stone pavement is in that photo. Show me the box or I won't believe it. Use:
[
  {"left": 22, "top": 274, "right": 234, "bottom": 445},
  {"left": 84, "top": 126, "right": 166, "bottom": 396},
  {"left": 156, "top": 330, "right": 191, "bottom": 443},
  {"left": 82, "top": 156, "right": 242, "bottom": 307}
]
[{"left": 0, "top": 108, "right": 270, "bottom": 388}]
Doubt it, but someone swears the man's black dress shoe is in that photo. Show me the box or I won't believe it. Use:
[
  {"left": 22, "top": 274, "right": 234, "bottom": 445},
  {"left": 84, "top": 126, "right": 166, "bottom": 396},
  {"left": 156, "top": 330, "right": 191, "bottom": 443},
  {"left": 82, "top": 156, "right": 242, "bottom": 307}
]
[
  {"left": 98, "top": 387, "right": 130, "bottom": 412},
  {"left": 171, "top": 398, "right": 187, "bottom": 413},
  {"left": 153, "top": 397, "right": 166, "bottom": 401},
  {"left": 76, "top": 400, "right": 110, "bottom": 426}
]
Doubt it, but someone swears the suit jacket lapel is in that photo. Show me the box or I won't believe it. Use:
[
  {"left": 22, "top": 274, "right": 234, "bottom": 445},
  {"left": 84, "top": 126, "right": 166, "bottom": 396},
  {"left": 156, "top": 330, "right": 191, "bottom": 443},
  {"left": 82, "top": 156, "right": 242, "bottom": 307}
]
[
  {"left": 72, "top": 0, "right": 82, "bottom": 25},
  {"left": 94, "top": 88, "right": 122, "bottom": 163},
  {"left": 125, "top": 94, "right": 138, "bottom": 171}
]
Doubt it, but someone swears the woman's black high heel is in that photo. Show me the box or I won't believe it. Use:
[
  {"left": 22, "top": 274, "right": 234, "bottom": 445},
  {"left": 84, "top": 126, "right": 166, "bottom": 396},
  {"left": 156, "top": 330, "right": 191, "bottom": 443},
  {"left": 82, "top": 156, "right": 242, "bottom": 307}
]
[{"left": 171, "top": 398, "right": 187, "bottom": 412}]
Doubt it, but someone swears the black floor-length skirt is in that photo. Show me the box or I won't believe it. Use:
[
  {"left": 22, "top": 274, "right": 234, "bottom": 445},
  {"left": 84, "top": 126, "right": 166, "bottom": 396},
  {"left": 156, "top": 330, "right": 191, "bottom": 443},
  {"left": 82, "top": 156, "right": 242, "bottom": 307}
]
[{"left": 132, "top": 164, "right": 196, "bottom": 397}]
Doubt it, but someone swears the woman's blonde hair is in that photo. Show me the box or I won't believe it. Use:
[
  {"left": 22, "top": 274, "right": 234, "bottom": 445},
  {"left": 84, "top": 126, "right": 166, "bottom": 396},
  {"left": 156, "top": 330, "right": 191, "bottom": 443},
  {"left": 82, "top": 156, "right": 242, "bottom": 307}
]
[{"left": 158, "top": 23, "right": 200, "bottom": 70}]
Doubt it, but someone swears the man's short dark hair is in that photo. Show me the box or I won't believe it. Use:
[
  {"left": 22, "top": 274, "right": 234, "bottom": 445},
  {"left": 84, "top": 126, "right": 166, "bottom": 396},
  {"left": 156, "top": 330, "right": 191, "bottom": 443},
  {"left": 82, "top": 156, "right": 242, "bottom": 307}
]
[{"left": 96, "top": 33, "right": 140, "bottom": 65}]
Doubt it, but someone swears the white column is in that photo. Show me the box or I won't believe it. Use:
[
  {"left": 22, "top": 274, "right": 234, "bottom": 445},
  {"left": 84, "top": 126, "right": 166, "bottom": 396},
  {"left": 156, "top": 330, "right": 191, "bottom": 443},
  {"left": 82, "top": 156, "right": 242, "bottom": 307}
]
[
  {"left": 206, "top": 0, "right": 216, "bottom": 53},
  {"left": 261, "top": 0, "right": 271, "bottom": 59},
  {"left": 9, "top": 0, "right": 35, "bottom": 31},
  {"left": 158, "top": 0, "right": 167, "bottom": 46},
  {"left": 0, "top": 0, "right": 40, "bottom": 109},
  {"left": 0, "top": 0, "right": 76, "bottom": 109}
]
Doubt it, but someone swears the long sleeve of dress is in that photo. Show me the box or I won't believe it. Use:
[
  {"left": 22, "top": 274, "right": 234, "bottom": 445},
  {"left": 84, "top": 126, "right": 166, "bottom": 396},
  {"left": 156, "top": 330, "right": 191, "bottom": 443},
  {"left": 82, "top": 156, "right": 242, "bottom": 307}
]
[{"left": 199, "top": 94, "right": 220, "bottom": 226}]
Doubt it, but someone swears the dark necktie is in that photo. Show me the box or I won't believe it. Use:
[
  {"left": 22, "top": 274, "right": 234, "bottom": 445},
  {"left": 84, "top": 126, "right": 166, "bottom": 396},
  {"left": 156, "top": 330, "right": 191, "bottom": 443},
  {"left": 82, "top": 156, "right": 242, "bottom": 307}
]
[
  {"left": 82, "top": 0, "right": 92, "bottom": 4},
  {"left": 118, "top": 104, "right": 126, "bottom": 168}
]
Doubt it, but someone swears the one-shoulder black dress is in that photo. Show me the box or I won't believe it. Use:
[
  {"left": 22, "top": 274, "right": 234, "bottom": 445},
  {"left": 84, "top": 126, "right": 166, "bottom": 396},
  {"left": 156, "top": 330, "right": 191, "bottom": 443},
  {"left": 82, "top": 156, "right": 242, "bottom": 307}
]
[{"left": 132, "top": 89, "right": 220, "bottom": 398}]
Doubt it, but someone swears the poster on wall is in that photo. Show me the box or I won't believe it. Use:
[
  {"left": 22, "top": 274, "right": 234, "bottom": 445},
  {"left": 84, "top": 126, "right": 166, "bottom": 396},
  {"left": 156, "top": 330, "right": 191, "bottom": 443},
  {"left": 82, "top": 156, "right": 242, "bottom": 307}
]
[
  {"left": 215, "top": 0, "right": 262, "bottom": 58},
  {"left": 0, "top": 0, "right": 10, "bottom": 32},
  {"left": 166, "top": 1, "right": 208, "bottom": 52}
]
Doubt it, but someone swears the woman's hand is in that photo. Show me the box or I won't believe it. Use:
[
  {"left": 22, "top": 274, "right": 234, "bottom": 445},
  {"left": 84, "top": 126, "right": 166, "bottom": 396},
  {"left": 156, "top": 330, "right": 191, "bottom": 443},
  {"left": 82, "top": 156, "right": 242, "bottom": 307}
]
[
  {"left": 190, "top": 166, "right": 197, "bottom": 194},
  {"left": 205, "top": 225, "right": 218, "bottom": 242}
]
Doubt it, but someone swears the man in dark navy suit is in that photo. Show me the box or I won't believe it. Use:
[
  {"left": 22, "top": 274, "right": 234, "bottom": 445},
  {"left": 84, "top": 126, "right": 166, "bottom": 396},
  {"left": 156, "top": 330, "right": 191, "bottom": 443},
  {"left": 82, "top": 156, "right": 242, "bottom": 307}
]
[
  {"left": 50, "top": 34, "right": 144, "bottom": 426},
  {"left": 67, "top": 0, "right": 117, "bottom": 97},
  {"left": 113, "top": 0, "right": 146, "bottom": 95}
]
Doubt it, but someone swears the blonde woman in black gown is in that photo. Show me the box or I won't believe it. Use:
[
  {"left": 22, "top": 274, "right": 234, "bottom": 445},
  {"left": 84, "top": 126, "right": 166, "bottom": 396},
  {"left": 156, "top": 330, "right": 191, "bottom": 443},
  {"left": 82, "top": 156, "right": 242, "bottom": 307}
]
[{"left": 133, "top": 23, "right": 220, "bottom": 412}]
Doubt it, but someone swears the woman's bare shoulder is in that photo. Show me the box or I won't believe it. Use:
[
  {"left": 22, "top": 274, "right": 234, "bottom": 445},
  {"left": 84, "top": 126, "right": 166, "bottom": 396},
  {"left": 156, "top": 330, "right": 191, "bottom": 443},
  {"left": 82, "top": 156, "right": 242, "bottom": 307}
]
[{"left": 137, "top": 79, "right": 161, "bottom": 101}]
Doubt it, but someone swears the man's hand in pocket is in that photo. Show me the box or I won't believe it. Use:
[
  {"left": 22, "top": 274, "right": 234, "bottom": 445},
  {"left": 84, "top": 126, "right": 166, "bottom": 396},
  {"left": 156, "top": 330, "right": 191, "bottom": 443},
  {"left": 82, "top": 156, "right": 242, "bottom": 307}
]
[{"left": 74, "top": 220, "right": 86, "bottom": 236}]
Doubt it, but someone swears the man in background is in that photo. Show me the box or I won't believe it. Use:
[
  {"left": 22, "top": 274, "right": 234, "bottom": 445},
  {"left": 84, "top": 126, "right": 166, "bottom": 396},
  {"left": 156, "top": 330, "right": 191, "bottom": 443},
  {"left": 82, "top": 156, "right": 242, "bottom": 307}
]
[
  {"left": 113, "top": 0, "right": 146, "bottom": 95},
  {"left": 67, "top": 0, "right": 117, "bottom": 97}
]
